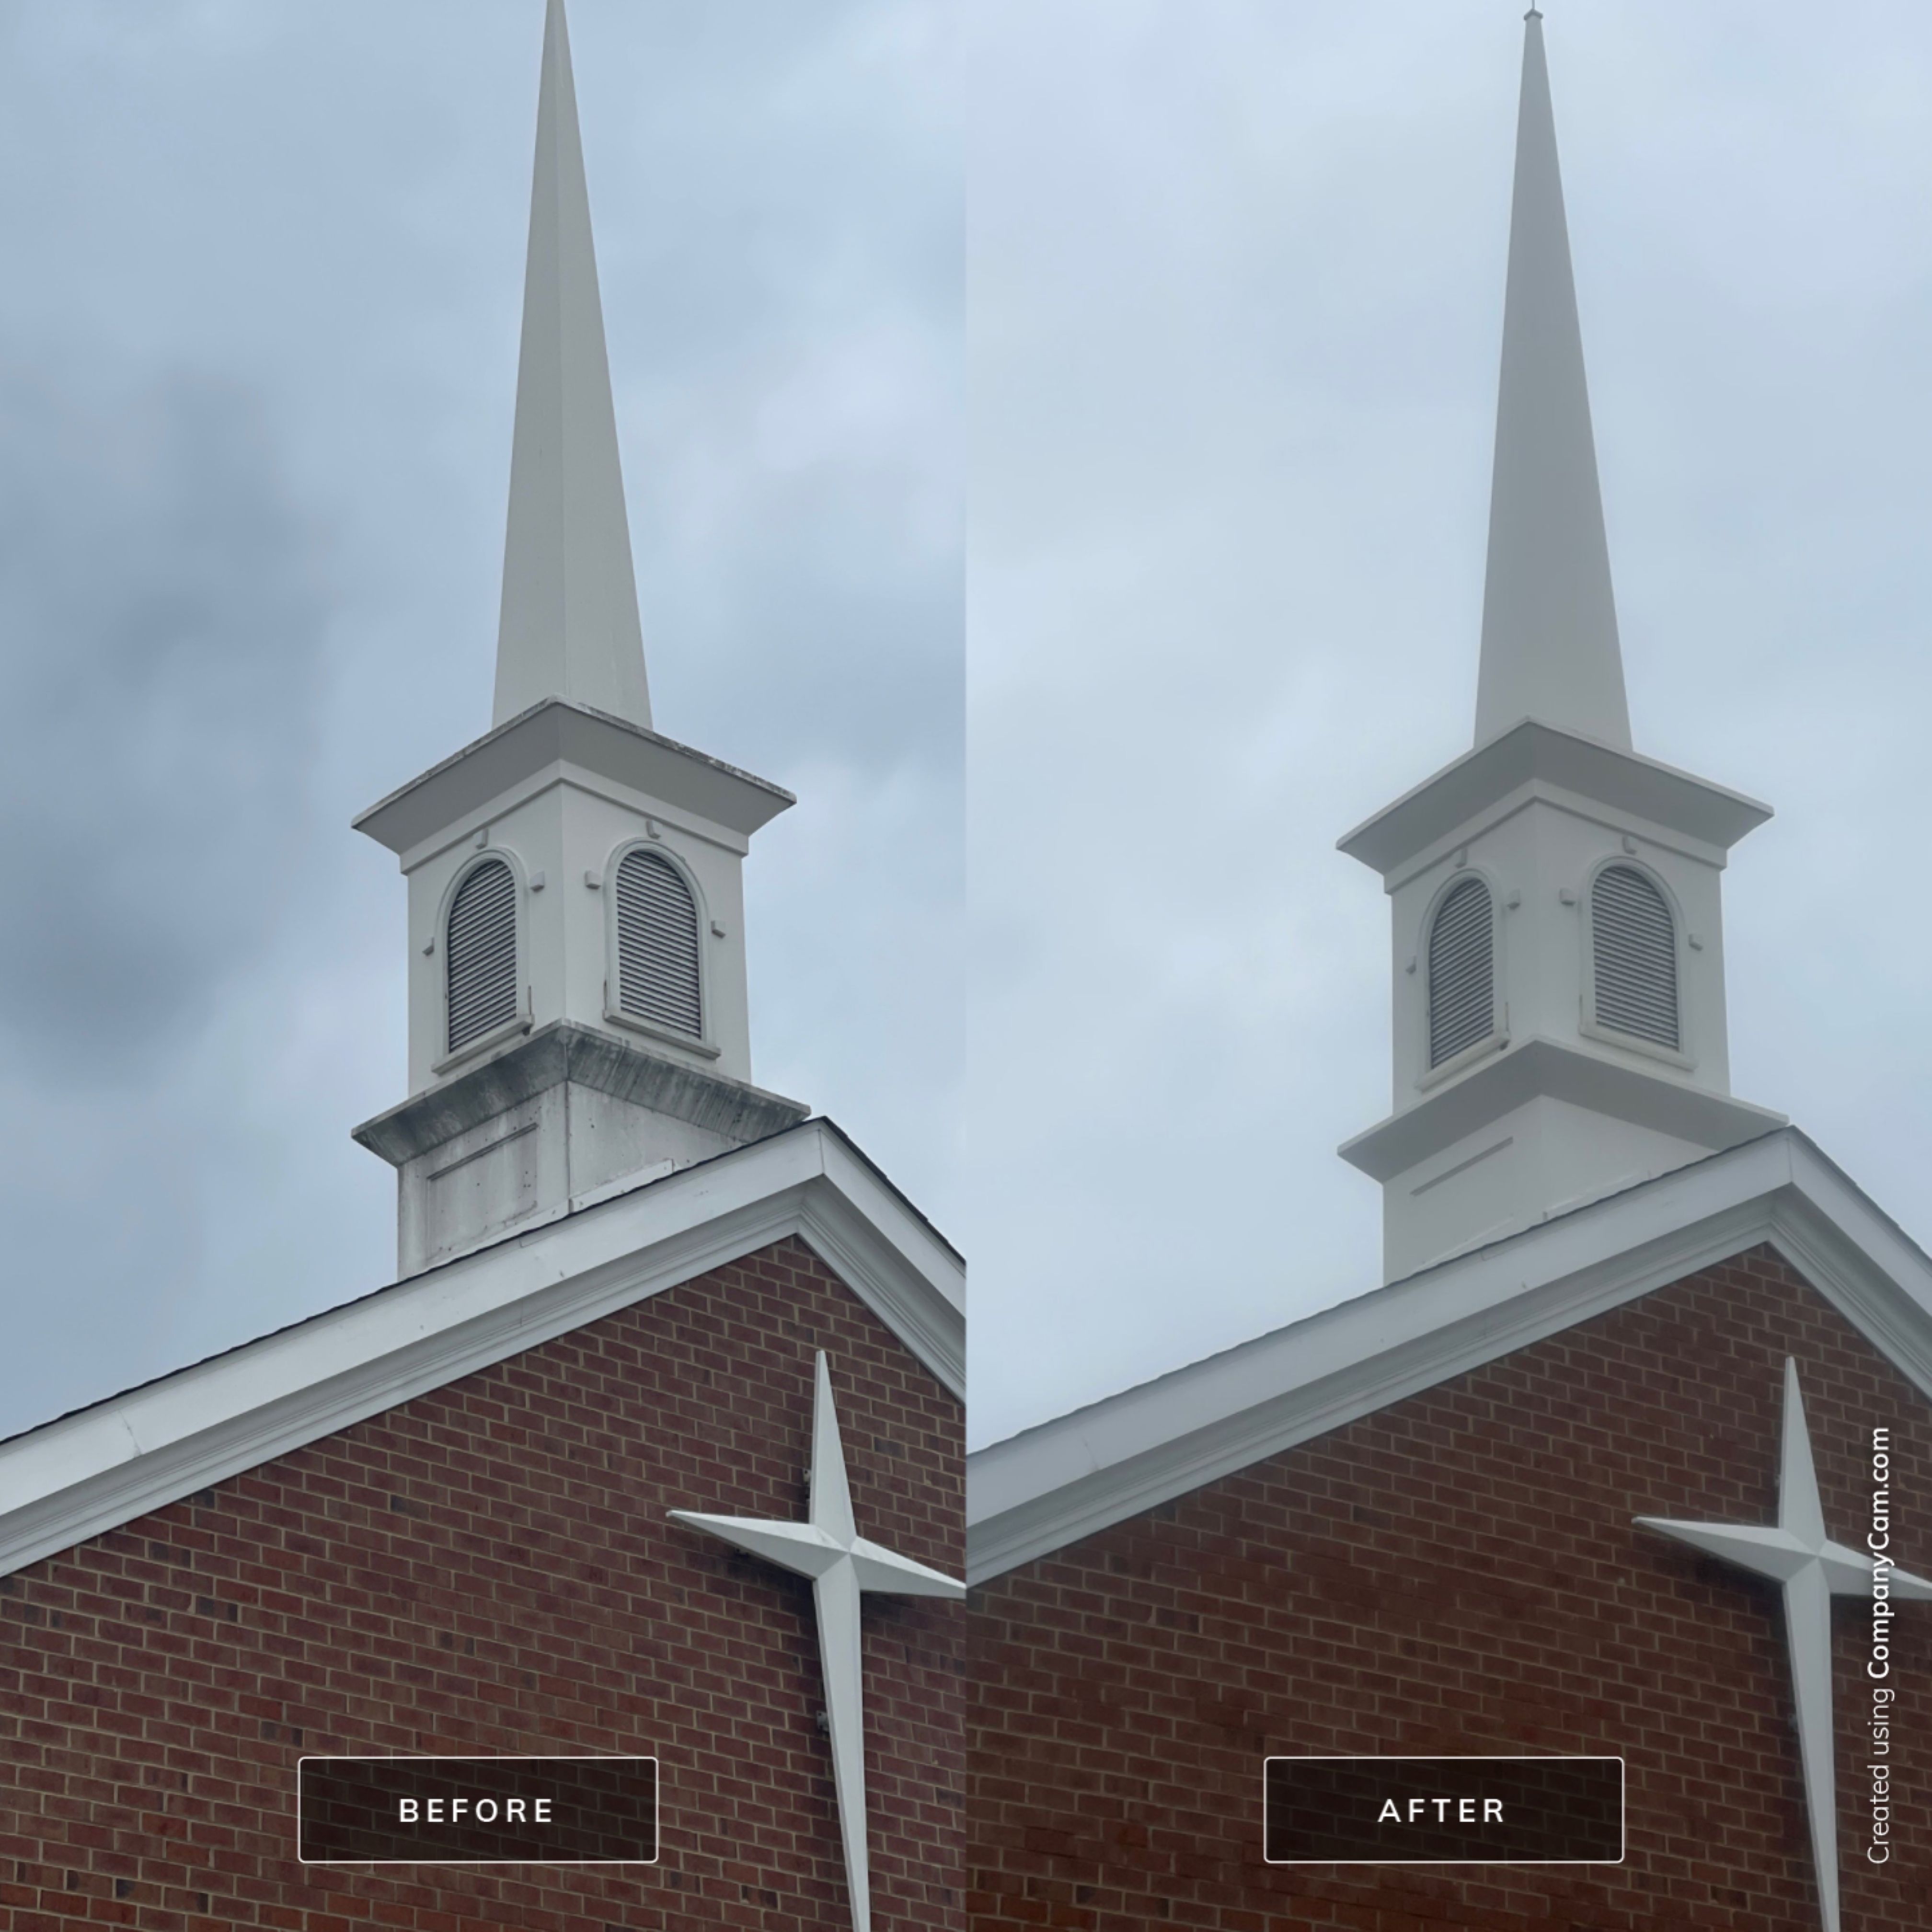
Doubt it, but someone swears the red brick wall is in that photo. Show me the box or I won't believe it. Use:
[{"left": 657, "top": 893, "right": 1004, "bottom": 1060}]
[
  {"left": 0, "top": 1235, "right": 964, "bottom": 1931},
  {"left": 968, "top": 1245, "right": 1932, "bottom": 1929}
]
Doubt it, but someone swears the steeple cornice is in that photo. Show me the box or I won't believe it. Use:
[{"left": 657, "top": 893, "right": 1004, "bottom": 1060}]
[
  {"left": 1338, "top": 719, "right": 1770, "bottom": 884},
  {"left": 353, "top": 699, "right": 794, "bottom": 862}
]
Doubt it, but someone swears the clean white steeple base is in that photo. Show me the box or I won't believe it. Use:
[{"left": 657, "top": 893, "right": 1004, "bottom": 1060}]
[{"left": 1344, "top": 1043, "right": 1782, "bottom": 1281}]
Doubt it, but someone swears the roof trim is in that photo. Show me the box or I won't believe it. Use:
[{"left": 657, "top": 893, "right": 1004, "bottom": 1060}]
[
  {"left": 1338, "top": 1035, "right": 1784, "bottom": 1182},
  {"left": 966, "top": 1129, "right": 1932, "bottom": 1585},
  {"left": 0, "top": 1120, "right": 962, "bottom": 1582},
  {"left": 1336, "top": 719, "right": 1771, "bottom": 878},
  {"left": 353, "top": 698, "right": 794, "bottom": 857}
]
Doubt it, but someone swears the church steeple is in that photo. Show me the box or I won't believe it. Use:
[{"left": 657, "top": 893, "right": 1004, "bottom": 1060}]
[
  {"left": 1336, "top": 15, "right": 1782, "bottom": 1282},
  {"left": 1475, "top": 9, "right": 1629, "bottom": 751},
  {"left": 350, "top": 0, "right": 805, "bottom": 1279},
  {"left": 494, "top": 0, "right": 652, "bottom": 731}
]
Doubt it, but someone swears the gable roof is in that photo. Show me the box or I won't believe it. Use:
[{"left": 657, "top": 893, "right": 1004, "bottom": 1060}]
[
  {"left": 967, "top": 1127, "right": 1932, "bottom": 1586},
  {"left": 0, "top": 1118, "right": 961, "bottom": 1582}
]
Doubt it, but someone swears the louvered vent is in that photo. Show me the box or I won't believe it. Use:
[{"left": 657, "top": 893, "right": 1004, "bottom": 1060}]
[
  {"left": 615, "top": 849, "right": 702, "bottom": 1039},
  {"left": 445, "top": 858, "right": 518, "bottom": 1055},
  {"left": 1591, "top": 863, "right": 1679, "bottom": 1049},
  {"left": 1428, "top": 874, "right": 1495, "bottom": 1068}
]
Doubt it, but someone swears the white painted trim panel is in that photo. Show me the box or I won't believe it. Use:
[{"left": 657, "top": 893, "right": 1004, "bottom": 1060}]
[
  {"left": 967, "top": 1129, "right": 1932, "bottom": 1584},
  {"left": 0, "top": 1121, "right": 963, "bottom": 1581}
]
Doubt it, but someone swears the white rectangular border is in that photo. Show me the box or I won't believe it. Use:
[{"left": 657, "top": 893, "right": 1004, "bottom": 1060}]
[
  {"left": 1261, "top": 1753, "right": 1626, "bottom": 1866},
  {"left": 296, "top": 1753, "right": 661, "bottom": 1866}
]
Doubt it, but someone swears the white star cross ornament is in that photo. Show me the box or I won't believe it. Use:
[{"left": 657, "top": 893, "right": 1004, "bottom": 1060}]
[
  {"left": 1636, "top": 1357, "right": 1932, "bottom": 1932},
  {"left": 670, "top": 1350, "right": 964, "bottom": 1932}
]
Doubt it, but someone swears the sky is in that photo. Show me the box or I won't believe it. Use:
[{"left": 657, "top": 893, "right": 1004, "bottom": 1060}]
[
  {"left": 0, "top": 0, "right": 959, "bottom": 1436},
  {"left": 967, "top": 0, "right": 1932, "bottom": 1445},
  {"left": 5, "top": 2, "right": 1932, "bottom": 1459}
]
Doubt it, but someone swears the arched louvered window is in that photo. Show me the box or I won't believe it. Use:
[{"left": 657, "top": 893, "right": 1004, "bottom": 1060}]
[
  {"left": 615, "top": 848, "right": 702, "bottom": 1039},
  {"left": 1427, "top": 874, "right": 1495, "bottom": 1069},
  {"left": 445, "top": 858, "right": 518, "bottom": 1055},
  {"left": 1591, "top": 863, "right": 1679, "bottom": 1050}
]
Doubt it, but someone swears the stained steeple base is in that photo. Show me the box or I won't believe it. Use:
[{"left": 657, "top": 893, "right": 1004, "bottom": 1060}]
[{"left": 353, "top": 1021, "right": 807, "bottom": 1277}]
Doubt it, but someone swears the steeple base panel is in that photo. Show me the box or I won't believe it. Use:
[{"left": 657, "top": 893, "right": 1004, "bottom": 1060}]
[
  {"left": 353, "top": 1020, "right": 808, "bottom": 1277},
  {"left": 1341, "top": 1035, "right": 1785, "bottom": 1282}
]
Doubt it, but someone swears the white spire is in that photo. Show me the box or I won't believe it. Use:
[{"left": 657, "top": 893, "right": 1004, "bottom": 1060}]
[
  {"left": 1472, "top": 9, "right": 1630, "bottom": 751},
  {"left": 493, "top": 0, "right": 652, "bottom": 730}
]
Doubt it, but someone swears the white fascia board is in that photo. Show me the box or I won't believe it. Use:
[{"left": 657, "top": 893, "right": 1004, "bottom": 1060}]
[
  {"left": 354, "top": 700, "right": 794, "bottom": 857},
  {"left": 0, "top": 1121, "right": 961, "bottom": 1582},
  {"left": 1378, "top": 779, "right": 1731, "bottom": 898},
  {"left": 802, "top": 1130, "right": 965, "bottom": 1373},
  {"left": 967, "top": 1129, "right": 1932, "bottom": 1585},
  {"left": 389, "top": 761, "right": 755, "bottom": 878}
]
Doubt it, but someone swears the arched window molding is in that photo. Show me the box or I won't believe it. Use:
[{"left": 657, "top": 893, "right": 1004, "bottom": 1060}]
[
  {"left": 1424, "top": 870, "right": 1499, "bottom": 1073},
  {"left": 441, "top": 852, "right": 524, "bottom": 1063},
  {"left": 603, "top": 840, "right": 719, "bottom": 1058},
  {"left": 1583, "top": 858, "right": 1688, "bottom": 1063}
]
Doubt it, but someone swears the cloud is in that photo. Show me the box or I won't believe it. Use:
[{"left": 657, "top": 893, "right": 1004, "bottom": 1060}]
[{"left": 0, "top": 360, "right": 330, "bottom": 1079}]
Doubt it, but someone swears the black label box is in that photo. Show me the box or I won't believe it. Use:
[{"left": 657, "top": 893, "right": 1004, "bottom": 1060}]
[
  {"left": 299, "top": 1756, "right": 659, "bottom": 1864},
  {"left": 1264, "top": 1755, "right": 1624, "bottom": 1864}
]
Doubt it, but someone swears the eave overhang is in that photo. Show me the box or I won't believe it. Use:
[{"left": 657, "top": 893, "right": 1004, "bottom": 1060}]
[
  {"left": 353, "top": 697, "right": 795, "bottom": 857},
  {"left": 351, "top": 1019, "right": 807, "bottom": 1168},
  {"left": 1337, "top": 718, "right": 1771, "bottom": 879},
  {"left": 0, "top": 1119, "right": 961, "bottom": 1582},
  {"left": 1337, "top": 1034, "right": 1786, "bottom": 1183},
  {"left": 966, "top": 1128, "right": 1932, "bottom": 1586}
]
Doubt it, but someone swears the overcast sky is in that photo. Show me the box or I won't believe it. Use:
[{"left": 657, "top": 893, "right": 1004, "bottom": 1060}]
[
  {"left": 6, "top": 3, "right": 1932, "bottom": 1459},
  {"left": 0, "top": 0, "right": 959, "bottom": 1436},
  {"left": 967, "top": 1, "right": 1932, "bottom": 1445}
]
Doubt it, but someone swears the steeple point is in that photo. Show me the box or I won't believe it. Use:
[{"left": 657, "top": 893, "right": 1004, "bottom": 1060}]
[
  {"left": 494, "top": 0, "right": 652, "bottom": 731},
  {"left": 1474, "top": 8, "right": 1628, "bottom": 751}
]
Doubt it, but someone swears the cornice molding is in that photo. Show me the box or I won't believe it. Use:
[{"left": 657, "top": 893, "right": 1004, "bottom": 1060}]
[
  {"left": 1338, "top": 1037, "right": 1784, "bottom": 1183},
  {"left": 0, "top": 1121, "right": 960, "bottom": 1582},
  {"left": 351, "top": 1020, "right": 807, "bottom": 1167},
  {"left": 967, "top": 1130, "right": 1932, "bottom": 1586},
  {"left": 353, "top": 698, "right": 794, "bottom": 861},
  {"left": 1336, "top": 718, "right": 1770, "bottom": 879}
]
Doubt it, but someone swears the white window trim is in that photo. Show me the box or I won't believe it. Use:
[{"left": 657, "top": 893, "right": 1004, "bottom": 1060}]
[
  {"left": 601, "top": 837, "right": 720, "bottom": 1061},
  {"left": 1578, "top": 855, "right": 1695, "bottom": 1072},
  {"left": 433, "top": 848, "right": 532, "bottom": 1077},
  {"left": 1416, "top": 863, "right": 1507, "bottom": 1090}
]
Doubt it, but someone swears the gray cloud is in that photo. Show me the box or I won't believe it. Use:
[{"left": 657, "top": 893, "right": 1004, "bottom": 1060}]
[{"left": 0, "top": 363, "right": 329, "bottom": 1076}]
